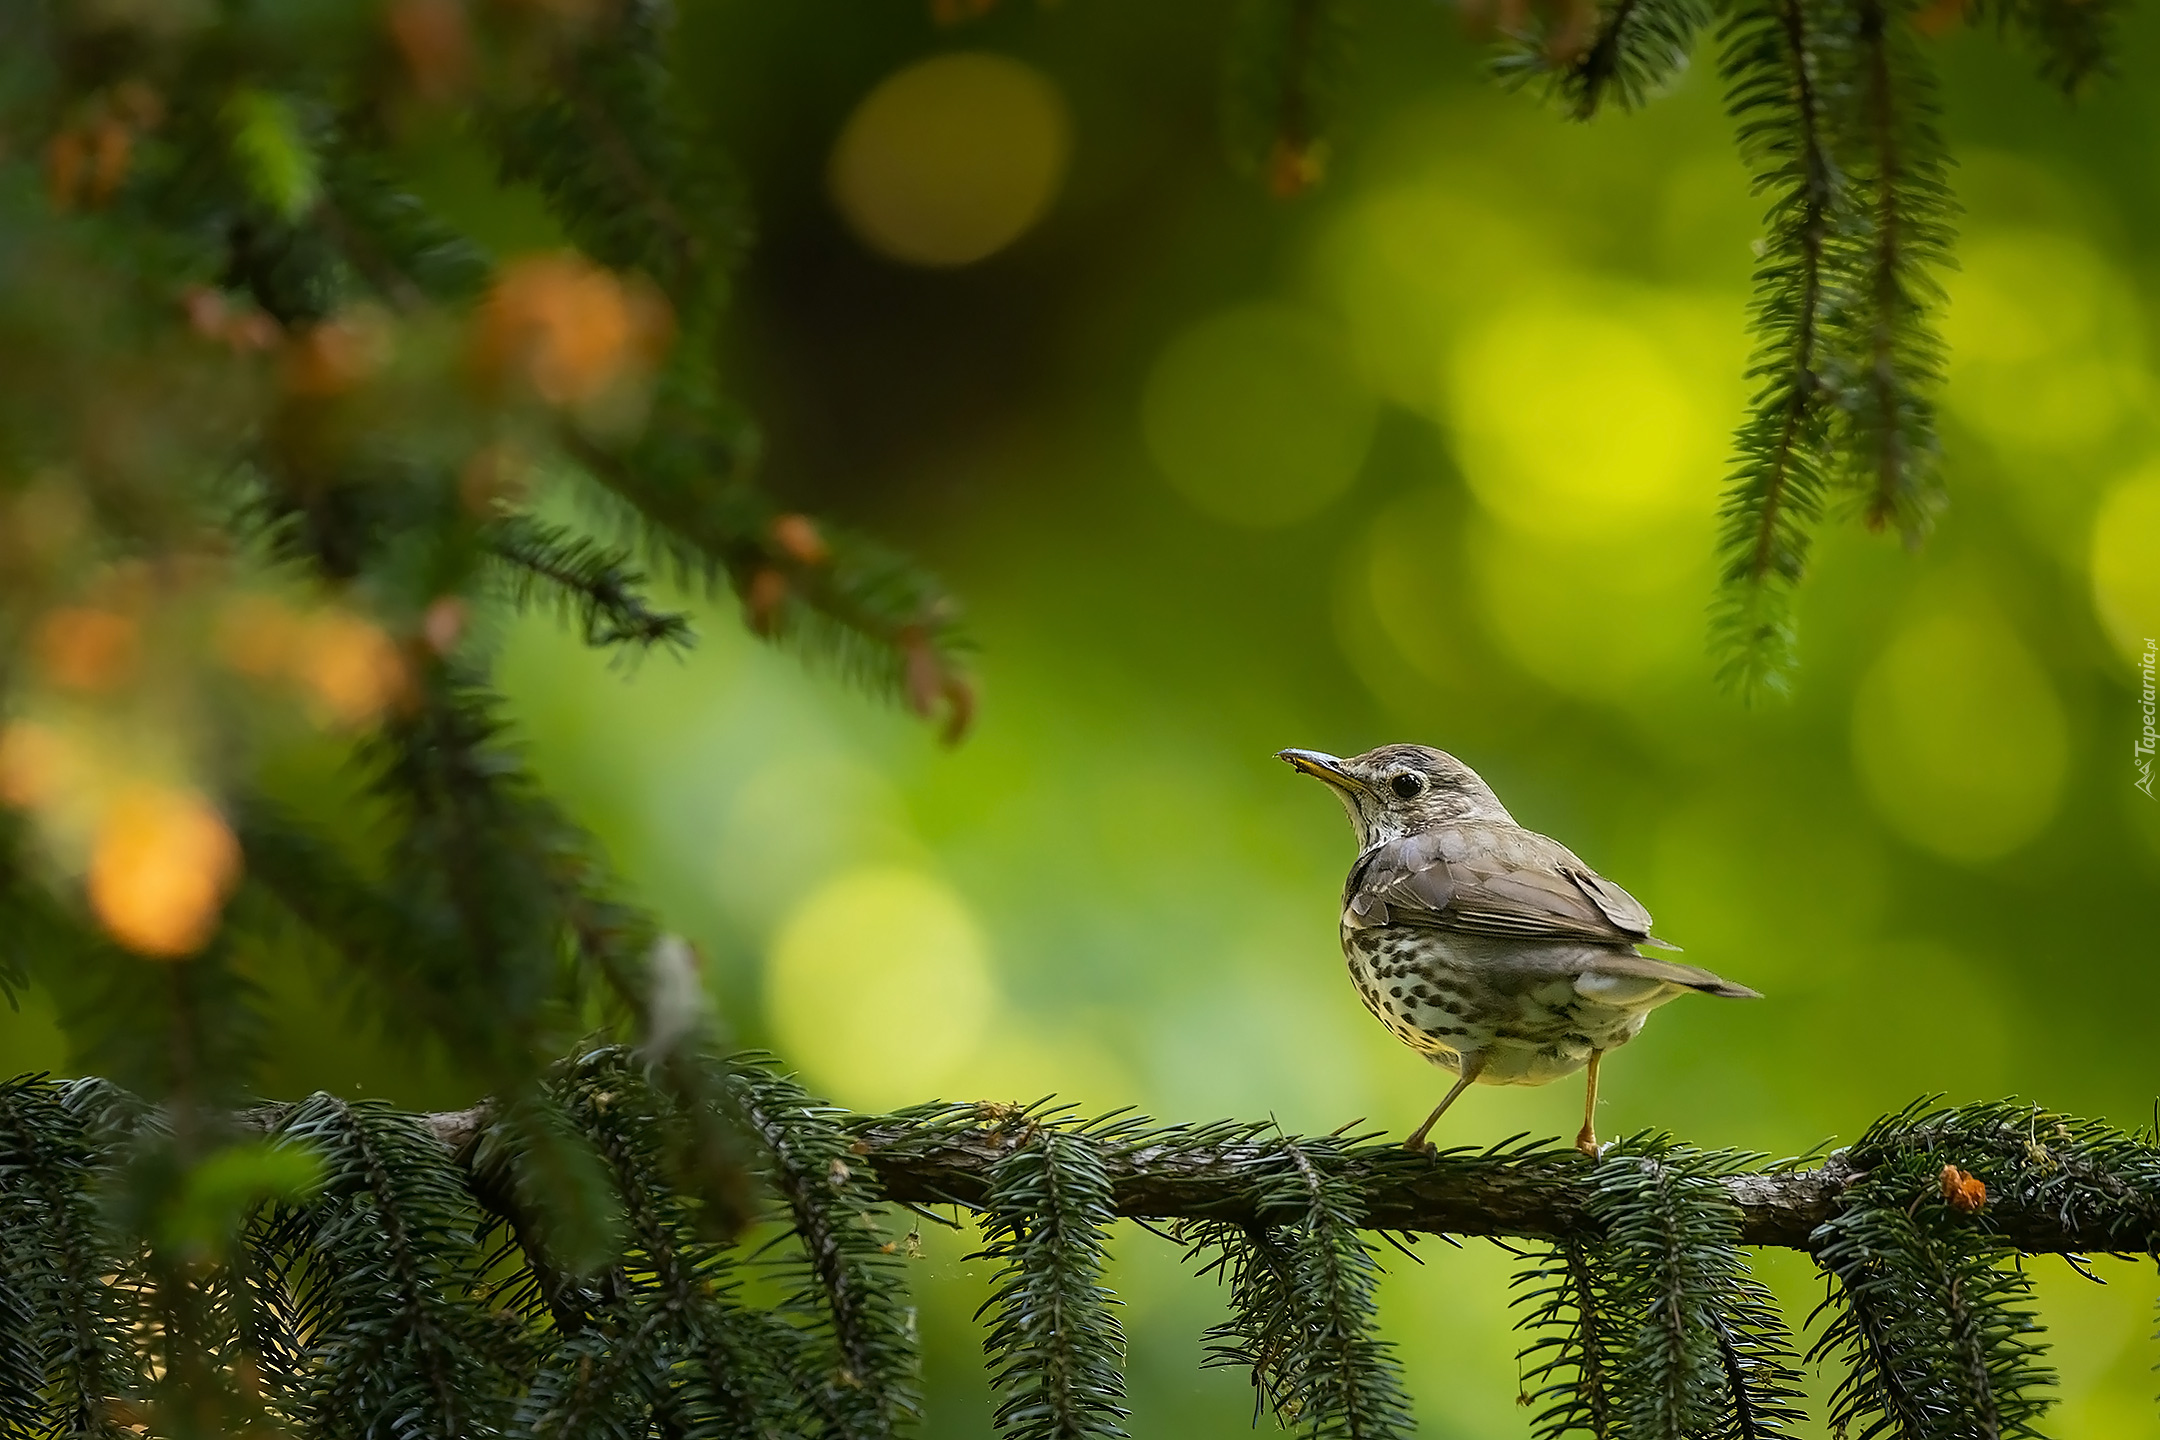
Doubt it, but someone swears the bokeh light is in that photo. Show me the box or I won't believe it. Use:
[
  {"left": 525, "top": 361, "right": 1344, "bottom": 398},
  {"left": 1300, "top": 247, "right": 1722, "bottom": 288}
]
[
  {"left": 2089, "top": 467, "right": 2160, "bottom": 663},
  {"left": 1941, "top": 227, "right": 2144, "bottom": 456},
  {"left": 1468, "top": 516, "right": 1710, "bottom": 703},
  {"left": 709, "top": 752, "right": 923, "bottom": 933},
  {"left": 1446, "top": 288, "right": 1732, "bottom": 541},
  {"left": 765, "top": 864, "right": 996, "bottom": 1109},
  {"left": 1141, "top": 303, "right": 1378, "bottom": 526},
  {"left": 1850, "top": 602, "right": 2068, "bottom": 864},
  {"left": 473, "top": 254, "right": 671, "bottom": 413},
  {"left": 829, "top": 52, "right": 1070, "bottom": 268},
  {"left": 87, "top": 785, "right": 241, "bottom": 958}
]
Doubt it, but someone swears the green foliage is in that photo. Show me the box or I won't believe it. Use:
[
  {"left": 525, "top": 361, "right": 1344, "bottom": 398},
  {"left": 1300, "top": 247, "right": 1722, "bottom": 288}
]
[
  {"left": 1709, "top": 0, "right": 1837, "bottom": 699},
  {"left": 486, "top": 516, "right": 693, "bottom": 655},
  {"left": 1493, "top": 0, "right": 1713, "bottom": 120},
  {"left": 1966, "top": 0, "right": 2127, "bottom": 92},
  {"left": 1212, "top": 0, "right": 2090, "bottom": 691},
  {"left": 972, "top": 1105, "right": 1133, "bottom": 1440},
  {"left": 1512, "top": 1135, "right": 1806, "bottom": 1440},
  {"left": 734, "top": 1062, "right": 922, "bottom": 1440},
  {"left": 258, "top": 1094, "right": 524, "bottom": 1440},
  {"left": 1700, "top": 0, "right": 1956, "bottom": 694},
  {"left": 1810, "top": 1101, "right": 2067, "bottom": 1440},
  {"left": 1222, "top": 0, "right": 1359, "bottom": 193},
  {"left": 0, "top": 1077, "right": 143, "bottom": 1439},
  {"left": 8, "top": 1081, "right": 2160, "bottom": 1439},
  {"left": 1186, "top": 1132, "right": 1413, "bottom": 1440}
]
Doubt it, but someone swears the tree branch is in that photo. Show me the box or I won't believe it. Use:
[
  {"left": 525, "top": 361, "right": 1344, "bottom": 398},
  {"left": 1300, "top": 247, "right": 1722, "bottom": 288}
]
[{"left": 389, "top": 1105, "right": 2153, "bottom": 1257}]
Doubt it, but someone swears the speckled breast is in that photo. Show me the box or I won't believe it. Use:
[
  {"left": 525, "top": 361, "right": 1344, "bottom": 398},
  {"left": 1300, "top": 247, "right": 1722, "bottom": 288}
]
[
  {"left": 1342, "top": 925, "right": 1658, "bottom": 1085},
  {"left": 1341, "top": 926, "right": 1492, "bottom": 1064}
]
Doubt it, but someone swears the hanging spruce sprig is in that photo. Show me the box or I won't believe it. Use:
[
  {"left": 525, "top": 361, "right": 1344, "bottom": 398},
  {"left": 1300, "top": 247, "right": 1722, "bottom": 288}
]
[
  {"left": 1710, "top": 0, "right": 1842, "bottom": 697},
  {"left": 1223, "top": 0, "right": 1358, "bottom": 197},
  {"left": 1181, "top": 1131, "right": 1413, "bottom": 1440},
  {"left": 1512, "top": 1137, "right": 1807, "bottom": 1440},
  {"left": 1820, "top": 0, "right": 1953, "bottom": 545},
  {"left": 732, "top": 1062, "right": 923, "bottom": 1440},
  {"left": 974, "top": 1107, "right": 1131, "bottom": 1440},
  {"left": 1809, "top": 1105, "right": 2056, "bottom": 1440},
  {"left": 257, "top": 1094, "right": 522, "bottom": 1440},
  {"left": 1494, "top": 0, "right": 1712, "bottom": 119},
  {"left": 0, "top": 1077, "right": 145, "bottom": 1439},
  {"left": 516, "top": 1048, "right": 812, "bottom": 1440},
  {"left": 1513, "top": 1239, "right": 1620, "bottom": 1440},
  {"left": 485, "top": 515, "right": 694, "bottom": 656}
]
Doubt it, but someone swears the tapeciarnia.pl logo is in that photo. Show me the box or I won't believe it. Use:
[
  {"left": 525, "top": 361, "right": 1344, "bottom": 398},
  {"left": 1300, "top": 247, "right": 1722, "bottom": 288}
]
[{"left": 2138, "top": 638, "right": 2156, "bottom": 799}]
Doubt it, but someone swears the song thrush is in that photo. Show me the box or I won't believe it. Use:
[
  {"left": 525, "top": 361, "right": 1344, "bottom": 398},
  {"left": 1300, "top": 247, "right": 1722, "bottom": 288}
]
[{"left": 1279, "top": 744, "right": 1758, "bottom": 1156}]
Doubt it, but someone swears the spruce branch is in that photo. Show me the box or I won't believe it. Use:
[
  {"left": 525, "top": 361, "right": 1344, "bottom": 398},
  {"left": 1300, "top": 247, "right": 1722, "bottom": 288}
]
[
  {"left": 484, "top": 3, "right": 745, "bottom": 331},
  {"left": 1513, "top": 1240, "right": 1619, "bottom": 1440},
  {"left": 1711, "top": 0, "right": 1842, "bottom": 696},
  {"left": 972, "top": 1107, "right": 1132, "bottom": 1440},
  {"left": 1180, "top": 1131, "right": 1414, "bottom": 1439},
  {"left": 1821, "top": 0, "right": 1952, "bottom": 543},
  {"left": 1965, "top": 0, "right": 2126, "bottom": 92},
  {"left": 1497, "top": 0, "right": 1712, "bottom": 119},
  {"left": 1222, "top": 0, "right": 1359, "bottom": 195},
  {"left": 849, "top": 1102, "right": 2160, "bottom": 1255},
  {"left": 1810, "top": 1103, "right": 2057, "bottom": 1440},
  {"left": 258, "top": 1093, "right": 520, "bottom": 1440},
  {"left": 565, "top": 424, "right": 974, "bottom": 742},
  {"left": 1188, "top": 1221, "right": 1306, "bottom": 1421},
  {"left": 1590, "top": 1139, "right": 1807, "bottom": 1440},
  {"left": 1277, "top": 1138, "right": 1414, "bottom": 1440},
  {"left": 486, "top": 514, "right": 694, "bottom": 654},
  {"left": 528, "top": 1047, "right": 813, "bottom": 1440},
  {"left": 0, "top": 1078, "right": 145, "bottom": 1439},
  {"left": 732, "top": 1063, "right": 923, "bottom": 1440}
]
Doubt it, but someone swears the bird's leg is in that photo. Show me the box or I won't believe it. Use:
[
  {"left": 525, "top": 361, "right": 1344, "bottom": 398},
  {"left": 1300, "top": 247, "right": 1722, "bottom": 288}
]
[
  {"left": 1575, "top": 1050, "right": 1604, "bottom": 1157},
  {"left": 1404, "top": 1055, "right": 1485, "bottom": 1155}
]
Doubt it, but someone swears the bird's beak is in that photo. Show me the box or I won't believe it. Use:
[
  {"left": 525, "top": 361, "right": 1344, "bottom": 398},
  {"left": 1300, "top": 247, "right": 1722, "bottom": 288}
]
[{"left": 1277, "top": 748, "right": 1363, "bottom": 791}]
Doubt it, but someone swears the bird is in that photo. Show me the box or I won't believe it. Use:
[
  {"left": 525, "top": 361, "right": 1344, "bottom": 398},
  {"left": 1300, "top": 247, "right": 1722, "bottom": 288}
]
[{"left": 1278, "top": 744, "right": 1758, "bottom": 1157}]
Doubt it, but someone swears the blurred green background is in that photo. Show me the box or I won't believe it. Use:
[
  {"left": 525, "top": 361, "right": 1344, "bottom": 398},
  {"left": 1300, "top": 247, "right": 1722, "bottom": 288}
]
[{"left": 9, "top": 0, "right": 2160, "bottom": 1434}]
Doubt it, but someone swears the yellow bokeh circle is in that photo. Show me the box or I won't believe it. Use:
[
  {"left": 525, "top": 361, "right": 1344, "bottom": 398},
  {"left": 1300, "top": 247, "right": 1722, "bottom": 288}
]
[
  {"left": 1141, "top": 303, "right": 1378, "bottom": 527},
  {"left": 1466, "top": 516, "right": 1707, "bottom": 702},
  {"left": 2090, "top": 468, "right": 2160, "bottom": 663},
  {"left": 829, "top": 52, "right": 1070, "bottom": 267},
  {"left": 1851, "top": 607, "right": 2067, "bottom": 864},
  {"left": 765, "top": 865, "right": 995, "bottom": 1109},
  {"left": 1446, "top": 294, "right": 1725, "bottom": 541},
  {"left": 1942, "top": 229, "right": 2143, "bottom": 454}
]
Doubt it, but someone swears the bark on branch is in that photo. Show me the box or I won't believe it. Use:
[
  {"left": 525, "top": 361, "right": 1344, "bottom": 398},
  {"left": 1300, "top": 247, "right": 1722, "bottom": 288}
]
[{"left": 401, "top": 1106, "right": 2150, "bottom": 1256}]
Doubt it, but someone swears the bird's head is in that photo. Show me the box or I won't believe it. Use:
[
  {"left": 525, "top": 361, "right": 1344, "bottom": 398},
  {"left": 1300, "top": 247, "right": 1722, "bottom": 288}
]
[{"left": 1277, "top": 743, "right": 1514, "bottom": 849}]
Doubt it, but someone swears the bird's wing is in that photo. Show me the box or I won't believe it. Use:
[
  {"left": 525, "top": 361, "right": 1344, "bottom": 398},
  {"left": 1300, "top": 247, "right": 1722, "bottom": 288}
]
[{"left": 1346, "top": 824, "right": 1664, "bottom": 948}]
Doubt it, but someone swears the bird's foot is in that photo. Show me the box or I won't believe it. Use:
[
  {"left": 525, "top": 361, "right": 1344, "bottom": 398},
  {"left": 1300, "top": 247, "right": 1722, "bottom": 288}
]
[
  {"left": 1574, "top": 1126, "right": 1602, "bottom": 1159},
  {"left": 1402, "top": 1136, "right": 1439, "bottom": 1160}
]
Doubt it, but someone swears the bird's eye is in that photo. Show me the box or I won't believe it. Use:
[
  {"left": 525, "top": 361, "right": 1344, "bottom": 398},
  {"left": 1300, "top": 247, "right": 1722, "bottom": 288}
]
[{"left": 1389, "top": 773, "right": 1423, "bottom": 799}]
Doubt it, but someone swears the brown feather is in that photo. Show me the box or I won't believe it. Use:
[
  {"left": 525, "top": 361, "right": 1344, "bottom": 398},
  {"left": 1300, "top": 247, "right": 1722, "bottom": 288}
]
[{"left": 1343, "top": 822, "right": 1756, "bottom": 998}]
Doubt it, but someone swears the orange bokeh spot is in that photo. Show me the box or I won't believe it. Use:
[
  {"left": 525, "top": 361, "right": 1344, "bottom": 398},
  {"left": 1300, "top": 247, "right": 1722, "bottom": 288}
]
[
  {"left": 294, "top": 611, "right": 409, "bottom": 727},
  {"left": 34, "top": 607, "right": 139, "bottom": 692},
  {"left": 769, "top": 513, "right": 831, "bottom": 567},
  {"left": 474, "top": 255, "right": 671, "bottom": 407},
  {"left": 0, "top": 722, "right": 78, "bottom": 810},
  {"left": 88, "top": 786, "right": 241, "bottom": 958}
]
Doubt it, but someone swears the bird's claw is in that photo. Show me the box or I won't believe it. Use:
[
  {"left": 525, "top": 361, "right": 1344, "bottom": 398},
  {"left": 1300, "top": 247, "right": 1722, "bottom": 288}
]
[
  {"left": 1575, "top": 1130, "right": 1604, "bottom": 1160},
  {"left": 1402, "top": 1137, "right": 1439, "bottom": 1160}
]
